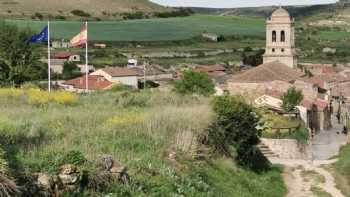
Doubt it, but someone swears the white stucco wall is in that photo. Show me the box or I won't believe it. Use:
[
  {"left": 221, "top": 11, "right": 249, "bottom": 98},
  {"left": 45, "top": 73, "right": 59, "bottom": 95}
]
[
  {"left": 111, "top": 76, "right": 138, "bottom": 88},
  {"left": 90, "top": 69, "right": 138, "bottom": 88}
]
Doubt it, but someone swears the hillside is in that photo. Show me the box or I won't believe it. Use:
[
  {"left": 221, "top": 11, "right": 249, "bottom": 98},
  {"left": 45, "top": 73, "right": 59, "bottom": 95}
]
[
  {"left": 191, "top": 4, "right": 336, "bottom": 19},
  {"left": 0, "top": 88, "right": 287, "bottom": 196},
  {"left": 0, "top": 0, "right": 168, "bottom": 19}
]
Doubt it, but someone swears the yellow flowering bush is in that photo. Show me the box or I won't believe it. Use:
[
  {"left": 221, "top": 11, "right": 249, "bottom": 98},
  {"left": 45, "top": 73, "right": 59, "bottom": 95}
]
[
  {"left": 51, "top": 92, "right": 78, "bottom": 105},
  {"left": 0, "top": 88, "right": 77, "bottom": 105},
  {"left": 27, "top": 89, "right": 77, "bottom": 106},
  {"left": 27, "top": 89, "right": 51, "bottom": 105},
  {"left": 0, "top": 88, "right": 25, "bottom": 97},
  {"left": 106, "top": 111, "right": 144, "bottom": 127}
]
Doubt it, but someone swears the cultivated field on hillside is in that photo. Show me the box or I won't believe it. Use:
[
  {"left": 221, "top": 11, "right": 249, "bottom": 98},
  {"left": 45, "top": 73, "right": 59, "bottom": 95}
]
[
  {"left": 0, "top": 0, "right": 166, "bottom": 18},
  {"left": 9, "top": 15, "right": 265, "bottom": 41}
]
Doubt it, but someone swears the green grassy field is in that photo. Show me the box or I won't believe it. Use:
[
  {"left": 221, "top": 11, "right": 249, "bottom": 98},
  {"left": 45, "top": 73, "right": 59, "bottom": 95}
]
[
  {"left": 0, "top": 88, "right": 287, "bottom": 196},
  {"left": 8, "top": 15, "right": 265, "bottom": 41}
]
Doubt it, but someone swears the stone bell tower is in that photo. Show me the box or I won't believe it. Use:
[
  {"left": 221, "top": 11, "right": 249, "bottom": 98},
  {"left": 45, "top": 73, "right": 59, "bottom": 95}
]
[{"left": 263, "top": 7, "right": 297, "bottom": 68}]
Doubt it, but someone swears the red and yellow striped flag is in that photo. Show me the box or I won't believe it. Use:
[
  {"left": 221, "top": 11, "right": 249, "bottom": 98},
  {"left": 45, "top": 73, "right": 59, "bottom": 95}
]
[{"left": 70, "top": 24, "right": 87, "bottom": 47}]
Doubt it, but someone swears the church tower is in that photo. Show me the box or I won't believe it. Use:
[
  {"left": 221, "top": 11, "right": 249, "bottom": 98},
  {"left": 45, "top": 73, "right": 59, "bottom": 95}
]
[{"left": 263, "top": 7, "right": 297, "bottom": 68}]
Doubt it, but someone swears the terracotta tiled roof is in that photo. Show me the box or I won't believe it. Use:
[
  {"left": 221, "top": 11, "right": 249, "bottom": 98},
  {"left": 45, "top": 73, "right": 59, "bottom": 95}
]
[
  {"left": 301, "top": 64, "right": 335, "bottom": 75},
  {"left": 300, "top": 77, "right": 326, "bottom": 89},
  {"left": 318, "top": 74, "right": 348, "bottom": 83},
  {"left": 63, "top": 75, "right": 113, "bottom": 90},
  {"left": 229, "top": 61, "right": 304, "bottom": 83},
  {"left": 101, "top": 67, "right": 138, "bottom": 77},
  {"left": 331, "top": 81, "right": 350, "bottom": 97},
  {"left": 53, "top": 52, "right": 74, "bottom": 59},
  {"left": 193, "top": 65, "right": 226, "bottom": 73}
]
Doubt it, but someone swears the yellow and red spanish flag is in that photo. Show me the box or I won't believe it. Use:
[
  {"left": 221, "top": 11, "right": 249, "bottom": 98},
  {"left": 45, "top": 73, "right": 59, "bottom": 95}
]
[{"left": 70, "top": 24, "right": 87, "bottom": 47}]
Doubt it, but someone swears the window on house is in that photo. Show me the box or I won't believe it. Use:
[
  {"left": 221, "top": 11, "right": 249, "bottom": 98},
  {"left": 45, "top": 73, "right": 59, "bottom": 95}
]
[
  {"left": 281, "top": 30, "right": 285, "bottom": 42},
  {"left": 272, "top": 48, "right": 275, "bottom": 52},
  {"left": 281, "top": 48, "right": 285, "bottom": 52},
  {"left": 272, "top": 31, "right": 276, "bottom": 42}
]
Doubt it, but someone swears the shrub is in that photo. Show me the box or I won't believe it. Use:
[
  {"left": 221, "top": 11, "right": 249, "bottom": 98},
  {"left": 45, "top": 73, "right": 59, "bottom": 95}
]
[
  {"left": 54, "top": 15, "right": 66, "bottom": 20},
  {"left": 207, "top": 95, "right": 270, "bottom": 171},
  {"left": 281, "top": 87, "right": 304, "bottom": 112},
  {"left": 174, "top": 70, "right": 215, "bottom": 96},
  {"left": 121, "top": 12, "right": 145, "bottom": 20},
  {"left": 242, "top": 49, "right": 265, "bottom": 67},
  {"left": 62, "top": 62, "right": 81, "bottom": 80},
  {"left": 115, "top": 92, "right": 149, "bottom": 108},
  {"left": 71, "top": 9, "right": 91, "bottom": 17},
  {"left": 21, "top": 82, "right": 41, "bottom": 89},
  {"left": 108, "top": 84, "right": 132, "bottom": 92},
  {"left": 154, "top": 8, "right": 194, "bottom": 18},
  {"left": 60, "top": 150, "right": 87, "bottom": 166},
  {"left": 0, "top": 148, "right": 9, "bottom": 176},
  {"left": 34, "top": 12, "right": 43, "bottom": 20}
]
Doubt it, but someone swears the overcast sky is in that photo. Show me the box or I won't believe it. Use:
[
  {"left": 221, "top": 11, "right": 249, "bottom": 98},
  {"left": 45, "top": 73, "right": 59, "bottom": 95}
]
[{"left": 150, "top": 0, "right": 338, "bottom": 8}]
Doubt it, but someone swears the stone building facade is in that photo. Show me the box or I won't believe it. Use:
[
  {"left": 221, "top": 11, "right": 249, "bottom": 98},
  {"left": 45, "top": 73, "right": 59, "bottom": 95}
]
[{"left": 263, "top": 7, "right": 297, "bottom": 68}]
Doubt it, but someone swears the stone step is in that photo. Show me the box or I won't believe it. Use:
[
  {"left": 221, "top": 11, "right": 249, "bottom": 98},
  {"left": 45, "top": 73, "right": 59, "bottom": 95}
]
[{"left": 258, "top": 142, "right": 279, "bottom": 158}]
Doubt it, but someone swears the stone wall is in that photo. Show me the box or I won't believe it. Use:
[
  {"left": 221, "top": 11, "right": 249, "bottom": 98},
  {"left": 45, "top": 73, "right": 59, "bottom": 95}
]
[{"left": 261, "top": 138, "right": 312, "bottom": 159}]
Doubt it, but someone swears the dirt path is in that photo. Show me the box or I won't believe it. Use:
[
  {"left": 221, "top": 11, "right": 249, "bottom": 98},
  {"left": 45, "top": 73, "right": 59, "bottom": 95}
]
[{"left": 271, "top": 159, "right": 344, "bottom": 197}]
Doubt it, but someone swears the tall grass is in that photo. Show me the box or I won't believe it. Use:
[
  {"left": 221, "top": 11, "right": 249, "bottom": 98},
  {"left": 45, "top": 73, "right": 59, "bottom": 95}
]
[
  {"left": 0, "top": 88, "right": 286, "bottom": 196},
  {"left": 332, "top": 145, "right": 350, "bottom": 196}
]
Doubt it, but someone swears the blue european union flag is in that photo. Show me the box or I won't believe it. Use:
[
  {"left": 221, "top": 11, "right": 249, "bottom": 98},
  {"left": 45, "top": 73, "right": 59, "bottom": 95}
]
[{"left": 29, "top": 26, "right": 48, "bottom": 43}]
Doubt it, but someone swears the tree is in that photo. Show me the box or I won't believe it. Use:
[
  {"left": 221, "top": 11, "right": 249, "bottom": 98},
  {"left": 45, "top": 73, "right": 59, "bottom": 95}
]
[
  {"left": 174, "top": 70, "right": 215, "bottom": 96},
  {"left": 281, "top": 87, "right": 304, "bottom": 112},
  {"left": 62, "top": 62, "right": 81, "bottom": 80},
  {"left": 207, "top": 95, "right": 270, "bottom": 171},
  {"left": 242, "top": 49, "right": 265, "bottom": 67},
  {"left": 0, "top": 22, "right": 46, "bottom": 86}
]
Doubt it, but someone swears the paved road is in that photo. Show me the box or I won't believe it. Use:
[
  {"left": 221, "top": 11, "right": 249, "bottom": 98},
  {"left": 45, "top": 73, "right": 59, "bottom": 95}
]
[{"left": 312, "top": 115, "right": 347, "bottom": 160}]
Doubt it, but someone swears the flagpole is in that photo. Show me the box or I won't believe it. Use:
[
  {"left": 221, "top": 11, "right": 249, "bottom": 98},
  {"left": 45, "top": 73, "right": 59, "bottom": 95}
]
[
  {"left": 85, "top": 21, "right": 88, "bottom": 92},
  {"left": 47, "top": 21, "right": 51, "bottom": 92}
]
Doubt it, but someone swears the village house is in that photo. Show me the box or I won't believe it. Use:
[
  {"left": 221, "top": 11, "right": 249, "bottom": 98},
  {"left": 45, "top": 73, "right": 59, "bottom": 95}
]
[
  {"left": 131, "top": 64, "right": 173, "bottom": 82},
  {"left": 255, "top": 91, "right": 331, "bottom": 131},
  {"left": 90, "top": 67, "right": 139, "bottom": 88},
  {"left": 201, "top": 33, "right": 219, "bottom": 42},
  {"left": 50, "top": 59, "right": 66, "bottom": 74},
  {"left": 53, "top": 52, "right": 80, "bottom": 62},
  {"left": 51, "top": 39, "right": 70, "bottom": 49},
  {"left": 62, "top": 75, "right": 115, "bottom": 92},
  {"left": 76, "top": 64, "right": 95, "bottom": 74},
  {"left": 302, "top": 98, "right": 332, "bottom": 131},
  {"left": 226, "top": 61, "right": 303, "bottom": 101},
  {"left": 293, "top": 79, "right": 319, "bottom": 100},
  {"left": 93, "top": 43, "right": 107, "bottom": 49},
  {"left": 300, "top": 63, "right": 335, "bottom": 76},
  {"left": 225, "top": 7, "right": 333, "bottom": 132}
]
